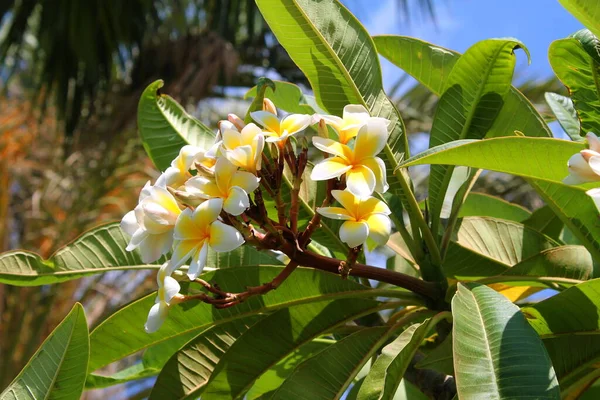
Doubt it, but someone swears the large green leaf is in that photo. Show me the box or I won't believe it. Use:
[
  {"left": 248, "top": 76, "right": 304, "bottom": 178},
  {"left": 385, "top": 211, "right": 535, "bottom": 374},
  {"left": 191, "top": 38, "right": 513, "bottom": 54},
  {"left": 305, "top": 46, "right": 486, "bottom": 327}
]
[
  {"left": 149, "top": 317, "right": 262, "bottom": 399},
  {"left": 271, "top": 326, "right": 394, "bottom": 400},
  {"left": 88, "top": 266, "right": 407, "bottom": 373},
  {"left": 443, "top": 217, "right": 560, "bottom": 279},
  {"left": 458, "top": 193, "right": 531, "bottom": 222},
  {"left": 0, "top": 223, "right": 164, "bottom": 286},
  {"left": 200, "top": 299, "right": 383, "bottom": 399},
  {"left": 373, "top": 35, "right": 552, "bottom": 139},
  {"left": 85, "top": 330, "right": 202, "bottom": 389},
  {"left": 245, "top": 340, "right": 332, "bottom": 399},
  {"left": 452, "top": 283, "right": 560, "bottom": 399},
  {"left": 0, "top": 304, "right": 89, "bottom": 400},
  {"left": 427, "top": 39, "right": 525, "bottom": 238},
  {"left": 255, "top": 0, "right": 408, "bottom": 180},
  {"left": 358, "top": 319, "right": 439, "bottom": 400},
  {"left": 137, "top": 79, "right": 215, "bottom": 172},
  {"left": 401, "top": 137, "right": 583, "bottom": 184},
  {"left": 549, "top": 33, "right": 600, "bottom": 136},
  {"left": 523, "top": 205, "right": 565, "bottom": 241},
  {"left": 415, "top": 333, "right": 454, "bottom": 376},
  {"left": 545, "top": 92, "right": 582, "bottom": 141},
  {"left": 523, "top": 279, "right": 600, "bottom": 381},
  {"left": 558, "top": 0, "right": 600, "bottom": 40},
  {"left": 245, "top": 80, "right": 316, "bottom": 114}
]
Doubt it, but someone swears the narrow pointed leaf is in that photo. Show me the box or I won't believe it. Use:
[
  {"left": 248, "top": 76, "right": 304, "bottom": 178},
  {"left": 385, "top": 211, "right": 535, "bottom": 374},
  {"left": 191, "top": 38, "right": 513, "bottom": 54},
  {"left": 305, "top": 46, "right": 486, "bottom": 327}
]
[
  {"left": 452, "top": 283, "right": 560, "bottom": 399},
  {"left": 88, "top": 266, "right": 401, "bottom": 372},
  {"left": 271, "top": 326, "right": 393, "bottom": 400},
  {"left": 401, "top": 137, "right": 583, "bottom": 185},
  {"left": 373, "top": 35, "right": 552, "bottom": 138},
  {"left": 358, "top": 319, "right": 437, "bottom": 400},
  {"left": 549, "top": 33, "right": 600, "bottom": 136},
  {"left": 138, "top": 79, "right": 215, "bottom": 172},
  {"left": 427, "top": 39, "right": 525, "bottom": 236},
  {"left": 201, "top": 299, "right": 382, "bottom": 399},
  {"left": 545, "top": 92, "right": 581, "bottom": 140},
  {"left": 0, "top": 303, "right": 89, "bottom": 400}
]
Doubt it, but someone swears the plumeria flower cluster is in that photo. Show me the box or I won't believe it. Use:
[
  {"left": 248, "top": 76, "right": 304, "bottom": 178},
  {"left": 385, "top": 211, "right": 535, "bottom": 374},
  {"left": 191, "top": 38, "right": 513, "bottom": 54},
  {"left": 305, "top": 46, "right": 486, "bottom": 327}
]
[
  {"left": 121, "top": 99, "right": 394, "bottom": 333},
  {"left": 563, "top": 132, "right": 600, "bottom": 213}
]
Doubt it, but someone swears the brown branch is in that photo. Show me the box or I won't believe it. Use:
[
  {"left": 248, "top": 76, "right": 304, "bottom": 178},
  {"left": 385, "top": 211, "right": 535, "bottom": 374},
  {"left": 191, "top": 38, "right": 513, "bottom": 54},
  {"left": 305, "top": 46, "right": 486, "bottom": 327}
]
[{"left": 299, "top": 178, "right": 336, "bottom": 247}]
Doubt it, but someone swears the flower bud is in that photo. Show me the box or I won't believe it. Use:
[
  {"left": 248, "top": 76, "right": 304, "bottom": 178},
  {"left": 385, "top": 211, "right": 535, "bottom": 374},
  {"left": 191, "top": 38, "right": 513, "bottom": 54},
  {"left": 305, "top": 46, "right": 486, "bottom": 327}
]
[{"left": 263, "top": 98, "right": 277, "bottom": 115}]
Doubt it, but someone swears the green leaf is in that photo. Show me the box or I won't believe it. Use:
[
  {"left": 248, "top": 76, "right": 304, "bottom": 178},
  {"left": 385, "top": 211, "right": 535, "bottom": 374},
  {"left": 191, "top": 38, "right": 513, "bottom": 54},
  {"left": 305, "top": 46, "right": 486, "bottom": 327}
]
[
  {"left": 452, "top": 283, "right": 560, "bottom": 399},
  {"left": 522, "top": 278, "right": 600, "bottom": 381},
  {"left": 244, "top": 77, "right": 276, "bottom": 123},
  {"left": 427, "top": 38, "right": 525, "bottom": 238},
  {"left": 415, "top": 333, "right": 454, "bottom": 376},
  {"left": 245, "top": 340, "right": 332, "bottom": 399},
  {"left": 255, "top": 0, "right": 408, "bottom": 181},
  {"left": 0, "top": 223, "right": 164, "bottom": 286},
  {"left": 271, "top": 326, "right": 394, "bottom": 400},
  {"left": 523, "top": 205, "right": 564, "bottom": 241},
  {"left": 545, "top": 92, "right": 582, "bottom": 141},
  {"left": 245, "top": 80, "right": 316, "bottom": 114},
  {"left": 549, "top": 33, "right": 600, "bottom": 136},
  {"left": 401, "top": 137, "right": 584, "bottom": 185},
  {"left": 149, "top": 317, "right": 262, "bottom": 399},
  {"left": 558, "top": 0, "right": 600, "bottom": 40},
  {"left": 373, "top": 35, "right": 552, "bottom": 139},
  {"left": 138, "top": 79, "right": 215, "bottom": 172},
  {"left": 529, "top": 180, "right": 600, "bottom": 262},
  {"left": 201, "top": 299, "right": 383, "bottom": 399},
  {"left": 443, "top": 217, "right": 560, "bottom": 279},
  {"left": 85, "top": 330, "right": 205, "bottom": 389},
  {"left": 459, "top": 193, "right": 531, "bottom": 222},
  {"left": 0, "top": 303, "right": 89, "bottom": 400},
  {"left": 88, "top": 266, "right": 403, "bottom": 373},
  {"left": 358, "top": 319, "right": 439, "bottom": 400}
]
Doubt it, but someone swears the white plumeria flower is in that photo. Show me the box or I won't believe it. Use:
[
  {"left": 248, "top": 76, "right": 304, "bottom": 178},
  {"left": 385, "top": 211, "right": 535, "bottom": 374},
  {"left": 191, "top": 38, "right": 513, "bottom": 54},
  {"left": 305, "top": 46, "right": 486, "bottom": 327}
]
[
  {"left": 220, "top": 122, "right": 265, "bottom": 174},
  {"left": 163, "top": 144, "right": 220, "bottom": 187},
  {"left": 564, "top": 133, "right": 600, "bottom": 185},
  {"left": 317, "top": 190, "right": 392, "bottom": 249},
  {"left": 170, "top": 198, "right": 245, "bottom": 279},
  {"left": 121, "top": 181, "right": 181, "bottom": 263},
  {"left": 311, "top": 119, "right": 389, "bottom": 198},
  {"left": 318, "top": 104, "right": 389, "bottom": 145},
  {"left": 145, "top": 263, "right": 184, "bottom": 333},
  {"left": 250, "top": 107, "right": 312, "bottom": 145},
  {"left": 184, "top": 157, "right": 259, "bottom": 215}
]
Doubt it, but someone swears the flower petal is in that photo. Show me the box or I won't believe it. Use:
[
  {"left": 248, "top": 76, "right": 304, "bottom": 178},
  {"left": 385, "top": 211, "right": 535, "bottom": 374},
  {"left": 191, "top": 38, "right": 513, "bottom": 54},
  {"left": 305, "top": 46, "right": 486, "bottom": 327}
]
[
  {"left": 357, "top": 196, "right": 391, "bottom": 217},
  {"left": 318, "top": 114, "right": 344, "bottom": 130},
  {"left": 331, "top": 190, "right": 358, "bottom": 214},
  {"left": 184, "top": 176, "right": 220, "bottom": 198},
  {"left": 240, "top": 123, "right": 264, "bottom": 146},
  {"left": 138, "top": 232, "right": 173, "bottom": 263},
  {"left": 316, "top": 207, "right": 353, "bottom": 220},
  {"left": 224, "top": 186, "right": 250, "bottom": 216},
  {"left": 169, "top": 239, "right": 200, "bottom": 270},
  {"left": 145, "top": 302, "right": 169, "bottom": 333},
  {"left": 311, "top": 157, "right": 352, "bottom": 181},
  {"left": 209, "top": 220, "right": 245, "bottom": 252},
  {"left": 174, "top": 208, "right": 200, "bottom": 240},
  {"left": 149, "top": 186, "right": 181, "bottom": 217},
  {"left": 342, "top": 104, "right": 370, "bottom": 123},
  {"left": 587, "top": 188, "right": 600, "bottom": 212},
  {"left": 162, "top": 276, "right": 181, "bottom": 304},
  {"left": 230, "top": 171, "right": 260, "bottom": 193},
  {"left": 565, "top": 153, "right": 600, "bottom": 184},
  {"left": 253, "top": 135, "right": 265, "bottom": 171},
  {"left": 353, "top": 118, "right": 388, "bottom": 160},
  {"left": 362, "top": 156, "right": 389, "bottom": 193},
  {"left": 193, "top": 198, "right": 223, "bottom": 227},
  {"left": 251, "top": 111, "right": 281, "bottom": 133},
  {"left": 345, "top": 165, "right": 376, "bottom": 198},
  {"left": 588, "top": 132, "right": 600, "bottom": 153},
  {"left": 366, "top": 214, "right": 392, "bottom": 249},
  {"left": 312, "top": 137, "right": 351, "bottom": 159},
  {"left": 588, "top": 155, "right": 600, "bottom": 176},
  {"left": 222, "top": 129, "right": 242, "bottom": 150},
  {"left": 339, "top": 220, "right": 369, "bottom": 248},
  {"left": 121, "top": 210, "right": 138, "bottom": 236},
  {"left": 188, "top": 241, "right": 209, "bottom": 280},
  {"left": 281, "top": 114, "right": 312, "bottom": 135},
  {"left": 172, "top": 145, "right": 203, "bottom": 172},
  {"left": 215, "top": 157, "right": 237, "bottom": 192},
  {"left": 225, "top": 146, "right": 254, "bottom": 170},
  {"left": 126, "top": 228, "right": 148, "bottom": 252}
]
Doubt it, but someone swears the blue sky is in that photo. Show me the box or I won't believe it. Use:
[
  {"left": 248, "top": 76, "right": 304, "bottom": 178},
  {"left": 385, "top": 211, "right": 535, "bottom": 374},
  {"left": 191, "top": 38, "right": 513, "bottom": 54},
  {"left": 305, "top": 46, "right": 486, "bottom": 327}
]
[{"left": 348, "top": 0, "right": 585, "bottom": 91}]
